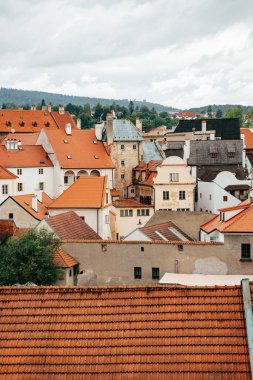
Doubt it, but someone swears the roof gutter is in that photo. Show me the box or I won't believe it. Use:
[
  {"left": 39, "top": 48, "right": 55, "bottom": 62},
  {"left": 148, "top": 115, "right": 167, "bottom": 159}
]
[{"left": 242, "top": 278, "right": 253, "bottom": 379}]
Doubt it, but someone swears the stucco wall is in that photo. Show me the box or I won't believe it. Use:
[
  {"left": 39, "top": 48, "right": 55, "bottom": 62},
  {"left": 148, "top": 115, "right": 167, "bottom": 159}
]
[
  {"left": 114, "top": 206, "right": 154, "bottom": 239},
  {"left": 63, "top": 235, "right": 253, "bottom": 286},
  {"left": 0, "top": 197, "right": 39, "bottom": 228}
]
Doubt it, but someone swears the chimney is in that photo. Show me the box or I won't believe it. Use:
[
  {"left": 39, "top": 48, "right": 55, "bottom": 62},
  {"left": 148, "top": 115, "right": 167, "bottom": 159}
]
[
  {"left": 42, "top": 105, "right": 47, "bottom": 111},
  {"left": 106, "top": 113, "right": 114, "bottom": 145},
  {"left": 5, "top": 139, "right": 19, "bottom": 150},
  {"left": 47, "top": 104, "right": 52, "bottom": 112},
  {"left": 65, "top": 123, "right": 72, "bottom": 135},
  {"left": 95, "top": 123, "right": 103, "bottom": 140},
  {"left": 35, "top": 190, "right": 43, "bottom": 203},
  {"left": 76, "top": 118, "right": 81, "bottom": 129},
  {"left": 32, "top": 194, "right": 38, "bottom": 212},
  {"left": 202, "top": 120, "right": 207, "bottom": 133},
  {"left": 31, "top": 105, "right": 36, "bottom": 111},
  {"left": 135, "top": 117, "right": 142, "bottom": 132},
  {"left": 59, "top": 105, "right": 65, "bottom": 115}
]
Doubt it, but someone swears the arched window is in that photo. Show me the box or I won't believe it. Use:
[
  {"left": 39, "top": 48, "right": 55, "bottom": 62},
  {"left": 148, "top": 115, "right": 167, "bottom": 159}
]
[
  {"left": 64, "top": 170, "right": 75, "bottom": 185},
  {"left": 76, "top": 170, "right": 88, "bottom": 179},
  {"left": 90, "top": 170, "right": 100, "bottom": 177}
]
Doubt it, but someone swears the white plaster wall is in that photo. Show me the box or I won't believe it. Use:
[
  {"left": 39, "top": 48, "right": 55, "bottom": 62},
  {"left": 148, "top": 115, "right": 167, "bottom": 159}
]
[
  {"left": 0, "top": 179, "right": 16, "bottom": 203},
  {"left": 115, "top": 207, "right": 154, "bottom": 239},
  {"left": 124, "top": 229, "right": 151, "bottom": 241}
]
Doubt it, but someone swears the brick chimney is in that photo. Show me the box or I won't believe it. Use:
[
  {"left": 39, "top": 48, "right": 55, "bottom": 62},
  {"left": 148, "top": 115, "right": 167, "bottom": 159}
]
[
  {"left": 59, "top": 105, "right": 65, "bottom": 115},
  {"left": 106, "top": 113, "right": 114, "bottom": 145},
  {"left": 76, "top": 118, "right": 81, "bottom": 129}
]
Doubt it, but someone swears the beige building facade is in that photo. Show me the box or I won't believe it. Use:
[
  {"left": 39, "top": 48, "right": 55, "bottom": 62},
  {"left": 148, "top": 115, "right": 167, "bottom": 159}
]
[{"left": 153, "top": 156, "right": 196, "bottom": 211}]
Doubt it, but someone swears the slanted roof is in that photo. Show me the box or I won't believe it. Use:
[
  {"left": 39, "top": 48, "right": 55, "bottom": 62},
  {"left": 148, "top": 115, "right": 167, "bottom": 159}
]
[
  {"left": 0, "top": 145, "right": 53, "bottom": 168},
  {"left": 8, "top": 192, "right": 52, "bottom": 220},
  {"left": 139, "top": 220, "right": 194, "bottom": 241},
  {"left": 54, "top": 247, "right": 78, "bottom": 268},
  {"left": 188, "top": 140, "right": 243, "bottom": 166},
  {"left": 201, "top": 199, "right": 253, "bottom": 233},
  {"left": 45, "top": 211, "right": 101, "bottom": 240},
  {"left": 142, "top": 141, "right": 164, "bottom": 163},
  {"left": 241, "top": 128, "right": 253, "bottom": 149},
  {"left": 1, "top": 133, "right": 40, "bottom": 145},
  {"left": 48, "top": 176, "right": 108, "bottom": 209},
  {"left": 51, "top": 111, "right": 77, "bottom": 130},
  {"left": 160, "top": 273, "right": 253, "bottom": 286},
  {"left": 0, "top": 285, "right": 250, "bottom": 379},
  {"left": 174, "top": 118, "right": 241, "bottom": 139},
  {"left": 146, "top": 210, "right": 216, "bottom": 240},
  {"left": 43, "top": 129, "right": 114, "bottom": 169},
  {"left": 110, "top": 119, "right": 143, "bottom": 141},
  {"left": 199, "top": 165, "right": 248, "bottom": 181},
  {"left": 114, "top": 199, "right": 153, "bottom": 208},
  {"left": 0, "top": 166, "right": 17, "bottom": 179}
]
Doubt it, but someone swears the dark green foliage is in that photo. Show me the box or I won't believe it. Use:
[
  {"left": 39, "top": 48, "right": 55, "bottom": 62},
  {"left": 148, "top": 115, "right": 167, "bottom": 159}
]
[
  {"left": 41, "top": 98, "right": 46, "bottom": 107},
  {"left": 0, "top": 229, "right": 62, "bottom": 286},
  {"left": 128, "top": 100, "right": 134, "bottom": 114},
  {"left": 207, "top": 105, "right": 212, "bottom": 118},
  {"left": 2, "top": 103, "right": 6, "bottom": 109},
  {"left": 224, "top": 106, "right": 243, "bottom": 126},
  {"left": 216, "top": 108, "right": 223, "bottom": 118}
]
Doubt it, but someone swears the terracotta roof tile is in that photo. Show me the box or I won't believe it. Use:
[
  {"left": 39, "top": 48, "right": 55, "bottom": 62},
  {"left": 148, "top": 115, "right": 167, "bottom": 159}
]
[
  {"left": 0, "top": 220, "right": 17, "bottom": 237},
  {"left": 10, "top": 192, "right": 52, "bottom": 220},
  {"left": 114, "top": 199, "right": 153, "bottom": 208},
  {"left": 49, "top": 176, "right": 108, "bottom": 209},
  {"left": 241, "top": 128, "right": 253, "bottom": 150},
  {"left": 0, "top": 284, "right": 250, "bottom": 378},
  {"left": 0, "top": 145, "right": 53, "bottom": 167},
  {"left": 51, "top": 111, "right": 77, "bottom": 130},
  {"left": 45, "top": 211, "right": 101, "bottom": 240},
  {"left": 44, "top": 128, "right": 114, "bottom": 169},
  {"left": 54, "top": 247, "right": 78, "bottom": 267},
  {"left": 1, "top": 132, "right": 40, "bottom": 145},
  {"left": 0, "top": 165, "right": 18, "bottom": 179}
]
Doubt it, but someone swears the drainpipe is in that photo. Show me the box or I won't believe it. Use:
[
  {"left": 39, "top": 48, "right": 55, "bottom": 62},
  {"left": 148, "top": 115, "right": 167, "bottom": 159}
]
[{"left": 241, "top": 278, "right": 253, "bottom": 379}]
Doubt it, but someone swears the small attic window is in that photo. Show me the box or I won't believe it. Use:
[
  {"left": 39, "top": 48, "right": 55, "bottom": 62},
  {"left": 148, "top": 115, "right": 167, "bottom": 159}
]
[
  {"left": 94, "top": 155, "right": 99, "bottom": 159},
  {"left": 45, "top": 122, "right": 50, "bottom": 127},
  {"left": 63, "top": 139, "right": 69, "bottom": 144},
  {"left": 5, "top": 121, "right": 11, "bottom": 126},
  {"left": 32, "top": 121, "right": 37, "bottom": 127},
  {"left": 40, "top": 160, "right": 45, "bottom": 164},
  {"left": 93, "top": 140, "right": 98, "bottom": 144},
  {"left": 67, "top": 155, "right": 72, "bottom": 159},
  {"left": 19, "top": 121, "right": 25, "bottom": 126}
]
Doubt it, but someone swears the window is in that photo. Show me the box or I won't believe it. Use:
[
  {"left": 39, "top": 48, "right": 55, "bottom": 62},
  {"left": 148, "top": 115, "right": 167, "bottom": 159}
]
[
  {"left": 152, "top": 267, "right": 160, "bottom": 280},
  {"left": 106, "top": 193, "right": 109, "bottom": 204},
  {"left": 2, "top": 185, "right": 8, "bottom": 195},
  {"left": 39, "top": 168, "right": 44, "bottom": 174},
  {"left": 80, "top": 216, "right": 85, "bottom": 221},
  {"left": 105, "top": 215, "right": 109, "bottom": 224},
  {"left": 209, "top": 194, "right": 212, "bottom": 200},
  {"left": 178, "top": 244, "right": 183, "bottom": 252},
  {"left": 200, "top": 193, "right": 202, "bottom": 199},
  {"left": 121, "top": 160, "right": 125, "bottom": 166},
  {"left": 134, "top": 267, "right": 142, "bottom": 279},
  {"left": 17, "top": 183, "right": 23, "bottom": 191},
  {"left": 120, "top": 209, "right": 133, "bottom": 217},
  {"left": 223, "top": 196, "right": 228, "bottom": 202},
  {"left": 17, "top": 169, "right": 22, "bottom": 175},
  {"left": 39, "top": 182, "right": 44, "bottom": 191},
  {"left": 163, "top": 191, "right": 169, "bottom": 200},
  {"left": 130, "top": 187, "right": 135, "bottom": 194},
  {"left": 170, "top": 173, "right": 179, "bottom": 182},
  {"left": 133, "top": 144, "right": 136, "bottom": 150},
  {"left": 64, "top": 176, "right": 68, "bottom": 184},
  {"left": 9, "top": 213, "right": 14, "bottom": 219},
  {"left": 69, "top": 270, "right": 72, "bottom": 277},
  {"left": 210, "top": 152, "right": 217, "bottom": 158},
  {"left": 120, "top": 144, "right": 125, "bottom": 150},
  {"left": 241, "top": 244, "right": 251, "bottom": 260},
  {"left": 121, "top": 174, "right": 125, "bottom": 179},
  {"left": 141, "top": 247, "right": 144, "bottom": 252},
  {"left": 179, "top": 191, "right": 185, "bottom": 200},
  {"left": 137, "top": 209, "right": 150, "bottom": 216}
]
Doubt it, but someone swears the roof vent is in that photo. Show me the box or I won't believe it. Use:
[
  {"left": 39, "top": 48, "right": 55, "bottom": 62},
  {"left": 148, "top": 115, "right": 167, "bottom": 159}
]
[
  {"left": 5, "top": 121, "right": 11, "bottom": 126},
  {"left": 32, "top": 121, "right": 37, "bottom": 127},
  {"left": 63, "top": 139, "right": 69, "bottom": 144},
  {"left": 93, "top": 140, "right": 98, "bottom": 144},
  {"left": 94, "top": 155, "right": 99, "bottom": 159},
  {"left": 40, "top": 160, "right": 45, "bottom": 164},
  {"left": 67, "top": 155, "right": 72, "bottom": 159},
  {"left": 19, "top": 121, "right": 25, "bottom": 126},
  {"left": 45, "top": 122, "right": 50, "bottom": 127},
  {"left": 24, "top": 201, "right": 30, "bottom": 206}
]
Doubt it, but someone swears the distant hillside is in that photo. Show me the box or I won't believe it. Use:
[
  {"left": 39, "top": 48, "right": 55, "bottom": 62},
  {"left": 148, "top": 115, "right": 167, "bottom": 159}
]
[
  {"left": 0, "top": 88, "right": 178, "bottom": 113},
  {"left": 186, "top": 104, "right": 252, "bottom": 114}
]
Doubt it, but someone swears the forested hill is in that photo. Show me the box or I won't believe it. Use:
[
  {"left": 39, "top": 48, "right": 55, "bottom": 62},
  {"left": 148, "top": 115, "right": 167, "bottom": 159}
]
[
  {"left": 187, "top": 104, "right": 252, "bottom": 114},
  {"left": 0, "top": 87, "right": 178, "bottom": 112}
]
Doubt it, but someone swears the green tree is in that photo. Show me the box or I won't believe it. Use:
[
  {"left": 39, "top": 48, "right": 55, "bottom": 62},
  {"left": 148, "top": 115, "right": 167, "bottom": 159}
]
[
  {"left": 41, "top": 99, "right": 46, "bottom": 108},
  {"left": 207, "top": 105, "right": 212, "bottom": 118},
  {"left": 247, "top": 107, "right": 253, "bottom": 119},
  {"left": 93, "top": 103, "right": 103, "bottom": 120},
  {"left": 0, "top": 230, "right": 62, "bottom": 285},
  {"left": 224, "top": 106, "right": 243, "bottom": 126},
  {"left": 2, "top": 103, "right": 6, "bottom": 109},
  {"left": 128, "top": 100, "right": 134, "bottom": 114},
  {"left": 216, "top": 108, "right": 223, "bottom": 118}
]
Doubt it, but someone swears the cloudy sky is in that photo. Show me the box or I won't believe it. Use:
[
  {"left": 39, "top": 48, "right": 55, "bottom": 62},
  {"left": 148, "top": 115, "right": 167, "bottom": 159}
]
[{"left": 0, "top": 0, "right": 253, "bottom": 109}]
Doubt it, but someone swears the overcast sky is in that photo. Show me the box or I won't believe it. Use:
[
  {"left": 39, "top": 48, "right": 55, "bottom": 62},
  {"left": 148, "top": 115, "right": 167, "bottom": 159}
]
[{"left": 0, "top": 0, "right": 253, "bottom": 109}]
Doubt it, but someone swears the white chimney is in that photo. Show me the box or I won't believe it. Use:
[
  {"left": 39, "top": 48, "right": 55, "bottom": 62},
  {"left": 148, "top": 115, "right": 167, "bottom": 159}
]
[
  {"left": 202, "top": 120, "right": 207, "bottom": 133},
  {"left": 95, "top": 123, "right": 103, "bottom": 140},
  {"left": 35, "top": 190, "right": 43, "bottom": 203},
  {"left": 32, "top": 194, "right": 38, "bottom": 212},
  {"left": 5, "top": 139, "right": 19, "bottom": 150},
  {"left": 59, "top": 105, "right": 65, "bottom": 115},
  {"left": 136, "top": 117, "right": 142, "bottom": 132},
  {"left": 76, "top": 118, "right": 81, "bottom": 129},
  {"left": 31, "top": 105, "right": 36, "bottom": 111},
  {"left": 65, "top": 123, "right": 72, "bottom": 136},
  {"left": 47, "top": 104, "right": 52, "bottom": 112},
  {"left": 42, "top": 105, "right": 47, "bottom": 111}
]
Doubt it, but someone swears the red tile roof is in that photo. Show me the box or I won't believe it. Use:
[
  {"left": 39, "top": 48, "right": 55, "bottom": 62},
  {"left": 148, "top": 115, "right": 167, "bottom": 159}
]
[
  {"left": 9, "top": 192, "right": 52, "bottom": 220},
  {"left": 1, "top": 132, "right": 39, "bottom": 145},
  {"left": 49, "top": 176, "right": 108, "bottom": 209},
  {"left": 201, "top": 199, "right": 253, "bottom": 233},
  {"left": 0, "top": 145, "right": 53, "bottom": 167},
  {"left": 0, "top": 165, "right": 18, "bottom": 179},
  {"left": 114, "top": 199, "right": 153, "bottom": 208},
  {"left": 43, "top": 128, "right": 114, "bottom": 169},
  {"left": 0, "top": 220, "right": 17, "bottom": 237},
  {"left": 45, "top": 211, "right": 101, "bottom": 240},
  {"left": 51, "top": 111, "right": 77, "bottom": 130},
  {"left": 0, "top": 285, "right": 250, "bottom": 379},
  {"left": 241, "top": 128, "right": 253, "bottom": 150},
  {"left": 139, "top": 220, "right": 194, "bottom": 241},
  {"left": 54, "top": 247, "right": 78, "bottom": 268}
]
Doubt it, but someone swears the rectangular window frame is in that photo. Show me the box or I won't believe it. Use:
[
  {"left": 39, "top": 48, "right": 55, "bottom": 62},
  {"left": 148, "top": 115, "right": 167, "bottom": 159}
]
[
  {"left": 134, "top": 267, "right": 142, "bottom": 279},
  {"left": 152, "top": 267, "right": 160, "bottom": 280},
  {"left": 17, "top": 183, "right": 23, "bottom": 192},
  {"left": 241, "top": 244, "right": 251, "bottom": 261},
  {"left": 2, "top": 185, "right": 8, "bottom": 195},
  {"left": 179, "top": 190, "right": 186, "bottom": 200},
  {"left": 163, "top": 191, "right": 169, "bottom": 200},
  {"left": 169, "top": 173, "right": 179, "bottom": 182}
]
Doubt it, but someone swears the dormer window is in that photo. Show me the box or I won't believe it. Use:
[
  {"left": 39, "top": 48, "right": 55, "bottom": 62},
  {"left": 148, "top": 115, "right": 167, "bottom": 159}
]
[
  {"left": 32, "top": 121, "right": 37, "bottom": 127},
  {"left": 45, "top": 122, "right": 50, "bottom": 127},
  {"left": 209, "top": 145, "right": 217, "bottom": 158},
  {"left": 19, "top": 121, "right": 25, "bottom": 126},
  {"left": 5, "top": 121, "right": 11, "bottom": 127},
  {"left": 170, "top": 173, "right": 179, "bottom": 182}
]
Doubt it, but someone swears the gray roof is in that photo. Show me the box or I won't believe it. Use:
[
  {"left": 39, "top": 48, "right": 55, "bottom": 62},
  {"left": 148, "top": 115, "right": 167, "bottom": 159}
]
[
  {"left": 112, "top": 119, "right": 143, "bottom": 141},
  {"left": 188, "top": 140, "right": 243, "bottom": 166},
  {"left": 142, "top": 141, "right": 164, "bottom": 163},
  {"left": 198, "top": 165, "right": 248, "bottom": 181},
  {"left": 145, "top": 210, "right": 216, "bottom": 240}
]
